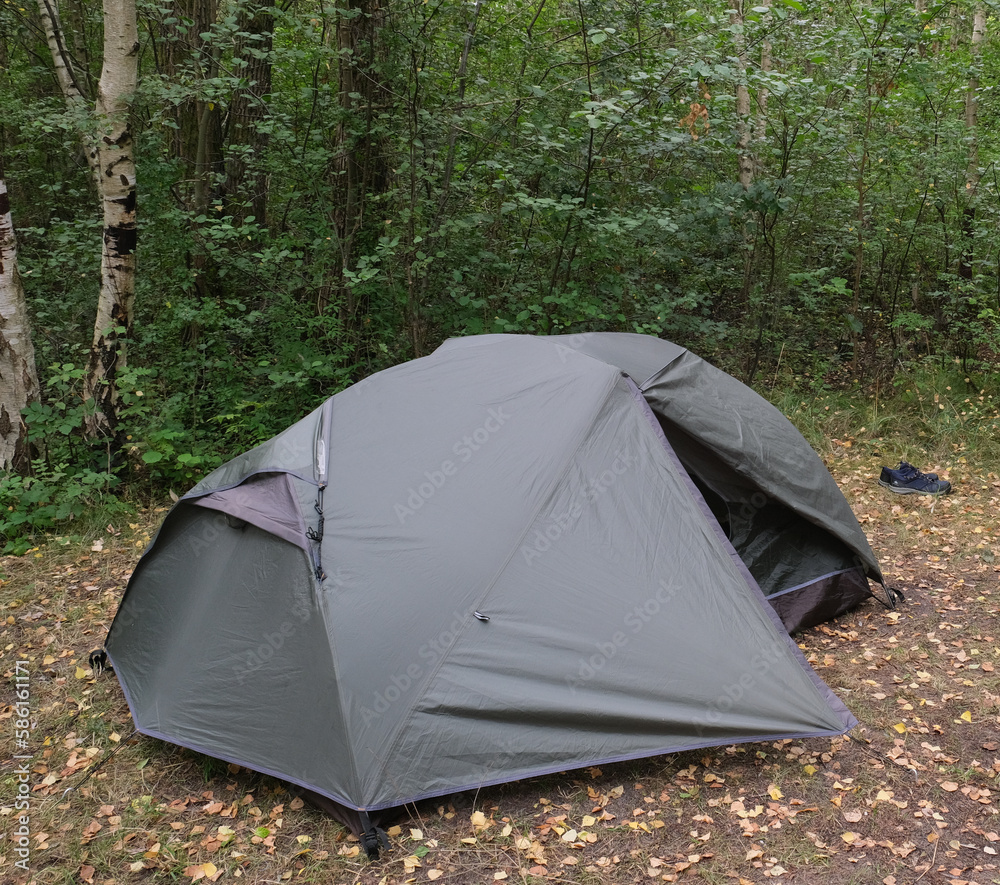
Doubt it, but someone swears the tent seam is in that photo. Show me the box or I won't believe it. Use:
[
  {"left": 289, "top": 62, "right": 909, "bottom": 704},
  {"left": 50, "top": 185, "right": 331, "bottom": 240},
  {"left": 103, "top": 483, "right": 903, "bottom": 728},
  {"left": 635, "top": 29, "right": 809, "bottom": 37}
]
[{"left": 767, "top": 566, "right": 862, "bottom": 599}]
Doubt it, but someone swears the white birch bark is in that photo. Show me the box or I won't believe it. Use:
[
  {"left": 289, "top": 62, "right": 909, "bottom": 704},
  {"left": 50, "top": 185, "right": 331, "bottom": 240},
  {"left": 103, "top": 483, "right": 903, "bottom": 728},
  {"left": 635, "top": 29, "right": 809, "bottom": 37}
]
[
  {"left": 0, "top": 176, "right": 40, "bottom": 473},
  {"left": 35, "top": 0, "right": 102, "bottom": 190},
  {"left": 731, "top": 0, "right": 754, "bottom": 190},
  {"left": 752, "top": 0, "right": 772, "bottom": 156},
  {"left": 965, "top": 5, "right": 985, "bottom": 195},
  {"left": 85, "top": 0, "right": 139, "bottom": 441}
]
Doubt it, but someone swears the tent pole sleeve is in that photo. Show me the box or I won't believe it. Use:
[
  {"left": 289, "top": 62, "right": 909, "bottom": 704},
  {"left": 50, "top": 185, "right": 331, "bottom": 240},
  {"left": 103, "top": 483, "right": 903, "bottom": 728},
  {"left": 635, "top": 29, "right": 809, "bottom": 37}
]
[{"left": 316, "top": 398, "right": 334, "bottom": 488}]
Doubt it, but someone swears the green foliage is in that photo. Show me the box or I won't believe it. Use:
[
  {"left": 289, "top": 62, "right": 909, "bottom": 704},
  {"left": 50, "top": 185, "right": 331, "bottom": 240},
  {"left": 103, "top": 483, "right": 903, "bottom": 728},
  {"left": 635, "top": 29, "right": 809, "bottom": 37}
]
[
  {"left": 0, "top": 463, "right": 122, "bottom": 555},
  {"left": 4, "top": 0, "right": 1000, "bottom": 538}
]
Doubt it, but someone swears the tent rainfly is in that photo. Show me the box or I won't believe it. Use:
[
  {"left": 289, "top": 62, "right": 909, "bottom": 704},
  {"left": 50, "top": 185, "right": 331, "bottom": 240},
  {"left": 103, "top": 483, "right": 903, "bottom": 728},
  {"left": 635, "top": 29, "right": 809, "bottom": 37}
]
[{"left": 104, "top": 333, "right": 892, "bottom": 854}]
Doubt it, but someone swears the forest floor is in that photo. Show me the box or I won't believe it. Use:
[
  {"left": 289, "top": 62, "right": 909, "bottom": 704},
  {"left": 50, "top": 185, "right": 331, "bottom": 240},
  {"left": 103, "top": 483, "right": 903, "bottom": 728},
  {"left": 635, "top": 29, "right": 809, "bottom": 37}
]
[{"left": 2, "top": 445, "right": 999, "bottom": 885}]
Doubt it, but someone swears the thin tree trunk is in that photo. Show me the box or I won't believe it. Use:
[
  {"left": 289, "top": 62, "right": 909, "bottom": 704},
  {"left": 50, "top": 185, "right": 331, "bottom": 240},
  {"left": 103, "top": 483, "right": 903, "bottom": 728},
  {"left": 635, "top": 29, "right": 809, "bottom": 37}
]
[
  {"left": 0, "top": 172, "right": 40, "bottom": 473},
  {"left": 222, "top": 0, "right": 273, "bottom": 225},
  {"left": 37, "top": 0, "right": 139, "bottom": 448},
  {"left": 439, "top": 0, "right": 483, "bottom": 207},
  {"left": 752, "top": 0, "right": 771, "bottom": 157},
  {"left": 84, "top": 0, "right": 139, "bottom": 446},
  {"left": 960, "top": 4, "right": 985, "bottom": 279},
  {"left": 731, "top": 0, "right": 754, "bottom": 191},
  {"left": 35, "top": 0, "right": 101, "bottom": 190}
]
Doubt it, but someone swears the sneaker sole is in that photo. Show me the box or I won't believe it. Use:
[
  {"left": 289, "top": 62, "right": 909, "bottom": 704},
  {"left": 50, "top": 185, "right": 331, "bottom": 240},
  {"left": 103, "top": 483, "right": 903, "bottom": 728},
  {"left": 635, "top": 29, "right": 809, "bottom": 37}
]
[{"left": 878, "top": 478, "right": 950, "bottom": 496}]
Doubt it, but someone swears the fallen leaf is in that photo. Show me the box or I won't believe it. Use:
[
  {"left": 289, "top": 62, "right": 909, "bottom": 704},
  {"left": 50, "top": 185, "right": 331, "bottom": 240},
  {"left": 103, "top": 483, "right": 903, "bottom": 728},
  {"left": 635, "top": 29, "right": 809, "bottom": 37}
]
[{"left": 940, "top": 782, "right": 960, "bottom": 792}]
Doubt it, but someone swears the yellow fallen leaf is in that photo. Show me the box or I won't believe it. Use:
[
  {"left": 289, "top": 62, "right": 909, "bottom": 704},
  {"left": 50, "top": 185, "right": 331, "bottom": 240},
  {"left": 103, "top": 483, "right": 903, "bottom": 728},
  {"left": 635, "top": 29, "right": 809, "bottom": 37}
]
[
  {"left": 386, "top": 825, "right": 402, "bottom": 837},
  {"left": 471, "top": 811, "right": 488, "bottom": 829},
  {"left": 841, "top": 832, "right": 856, "bottom": 843},
  {"left": 960, "top": 711, "right": 972, "bottom": 722},
  {"left": 768, "top": 784, "right": 783, "bottom": 801},
  {"left": 582, "top": 815, "right": 596, "bottom": 827},
  {"left": 803, "top": 764, "right": 817, "bottom": 775},
  {"left": 75, "top": 666, "right": 89, "bottom": 679},
  {"left": 409, "top": 828, "right": 423, "bottom": 840},
  {"left": 427, "top": 871, "right": 444, "bottom": 881},
  {"left": 500, "top": 823, "right": 512, "bottom": 837},
  {"left": 893, "top": 722, "right": 907, "bottom": 733},
  {"left": 494, "top": 874, "right": 508, "bottom": 881},
  {"left": 43, "top": 654, "right": 56, "bottom": 665}
]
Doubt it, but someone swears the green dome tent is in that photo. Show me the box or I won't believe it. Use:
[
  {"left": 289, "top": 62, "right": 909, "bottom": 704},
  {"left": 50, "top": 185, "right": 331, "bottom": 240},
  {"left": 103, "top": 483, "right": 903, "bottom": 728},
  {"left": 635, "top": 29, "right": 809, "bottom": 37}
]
[{"left": 105, "top": 334, "right": 889, "bottom": 852}]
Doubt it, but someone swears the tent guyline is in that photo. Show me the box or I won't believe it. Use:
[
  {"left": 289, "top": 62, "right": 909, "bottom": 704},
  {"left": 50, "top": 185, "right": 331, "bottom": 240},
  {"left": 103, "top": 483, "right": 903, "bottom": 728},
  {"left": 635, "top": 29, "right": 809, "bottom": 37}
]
[{"left": 103, "top": 333, "right": 887, "bottom": 854}]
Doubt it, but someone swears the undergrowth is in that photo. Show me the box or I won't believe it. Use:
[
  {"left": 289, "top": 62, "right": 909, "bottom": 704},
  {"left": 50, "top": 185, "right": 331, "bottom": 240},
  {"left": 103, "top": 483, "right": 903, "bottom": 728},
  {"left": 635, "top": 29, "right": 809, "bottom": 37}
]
[{"left": 768, "top": 359, "right": 1000, "bottom": 466}]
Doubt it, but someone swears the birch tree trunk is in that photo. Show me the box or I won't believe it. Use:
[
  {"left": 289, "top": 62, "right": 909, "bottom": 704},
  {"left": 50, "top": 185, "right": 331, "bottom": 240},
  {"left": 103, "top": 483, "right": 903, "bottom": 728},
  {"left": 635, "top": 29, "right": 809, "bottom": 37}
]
[
  {"left": 0, "top": 174, "right": 40, "bottom": 473},
  {"left": 730, "top": 0, "right": 754, "bottom": 191},
  {"left": 752, "top": 0, "right": 772, "bottom": 157},
  {"left": 958, "top": 4, "right": 984, "bottom": 280},
  {"left": 36, "top": 0, "right": 139, "bottom": 450},
  {"left": 35, "top": 0, "right": 101, "bottom": 190},
  {"left": 85, "top": 0, "right": 139, "bottom": 445}
]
